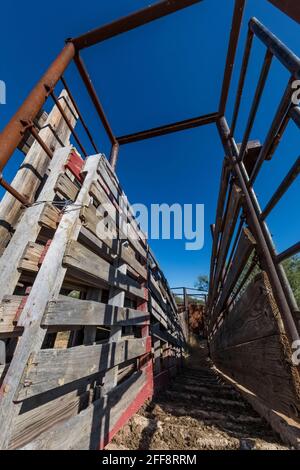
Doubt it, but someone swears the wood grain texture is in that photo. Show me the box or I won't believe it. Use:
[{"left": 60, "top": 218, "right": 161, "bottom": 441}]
[
  {"left": 54, "top": 173, "right": 79, "bottom": 201},
  {"left": 210, "top": 273, "right": 284, "bottom": 351},
  {"left": 211, "top": 273, "right": 300, "bottom": 422},
  {"left": 9, "top": 389, "right": 90, "bottom": 449},
  {"left": 38, "top": 204, "right": 60, "bottom": 230},
  {"left": 21, "top": 367, "right": 148, "bottom": 449},
  {"left": 0, "top": 154, "right": 101, "bottom": 449},
  {"left": 63, "top": 240, "right": 145, "bottom": 300},
  {"left": 214, "top": 227, "right": 256, "bottom": 318},
  {"left": 0, "top": 90, "right": 77, "bottom": 254},
  {"left": 17, "top": 338, "right": 149, "bottom": 400},
  {"left": 43, "top": 298, "right": 149, "bottom": 326}
]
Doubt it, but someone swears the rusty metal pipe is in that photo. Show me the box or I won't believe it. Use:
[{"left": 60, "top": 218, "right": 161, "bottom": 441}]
[
  {"left": 219, "top": 0, "right": 246, "bottom": 115},
  {"left": 117, "top": 112, "right": 219, "bottom": 144},
  {"left": 238, "top": 49, "right": 273, "bottom": 161},
  {"left": 74, "top": 53, "right": 117, "bottom": 146},
  {"left": 267, "top": 1, "right": 300, "bottom": 25},
  {"left": 0, "top": 43, "right": 75, "bottom": 172},
  {"left": 50, "top": 91, "right": 88, "bottom": 158},
  {"left": 250, "top": 78, "right": 294, "bottom": 183},
  {"left": 261, "top": 156, "right": 300, "bottom": 220},
  {"left": 231, "top": 28, "right": 254, "bottom": 137},
  {"left": 250, "top": 18, "right": 300, "bottom": 78},
  {"left": 109, "top": 143, "right": 120, "bottom": 171},
  {"left": 29, "top": 126, "right": 54, "bottom": 160},
  {"left": 217, "top": 116, "right": 299, "bottom": 344},
  {"left": 61, "top": 76, "right": 99, "bottom": 154},
  {"left": 277, "top": 242, "right": 300, "bottom": 263},
  {"left": 290, "top": 105, "right": 300, "bottom": 129},
  {"left": 0, "top": 174, "right": 28, "bottom": 206},
  {"left": 71, "top": 0, "right": 204, "bottom": 50}
]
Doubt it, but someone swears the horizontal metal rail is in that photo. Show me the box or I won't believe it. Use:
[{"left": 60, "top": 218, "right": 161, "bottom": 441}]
[
  {"left": 117, "top": 112, "right": 219, "bottom": 144},
  {"left": 70, "top": 0, "right": 204, "bottom": 50}
]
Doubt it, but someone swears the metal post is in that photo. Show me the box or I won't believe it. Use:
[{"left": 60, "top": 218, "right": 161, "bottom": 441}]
[{"left": 0, "top": 43, "right": 75, "bottom": 172}]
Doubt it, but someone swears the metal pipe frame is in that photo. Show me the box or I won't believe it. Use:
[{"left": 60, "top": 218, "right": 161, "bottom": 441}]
[
  {"left": 0, "top": 42, "right": 75, "bottom": 172},
  {"left": 61, "top": 76, "right": 99, "bottom": 154},
  {"left": 0, "top": 176, "right": 28, "bottom": 206},
  {"left": 231, "top": 28, "right": 254, "bottom": 137},
  {"left": 70, "top": 0, "right": 204, "bottom": 50},
  {"left": 267, "top": 0, "right": 300, "bottom": 24},
  {"left": 219, "top": 0, "right": 246, "bottom": 115},
  {"left": 277, "top": 242, "right": 300, "bottom": 264},
  {"left": 117, "top": 112, "right": 219, "bottom": 145},
  {"left": 0, "top": 1, "right": 298, "bottom": 181},
  {"left": 261, "top": 156, "right": 300, "bottom": 220},
  {"left": 238, "top": 49, "right": 273, "bottom": 161},
  {"left": 249, "top": 17, "right": 300, "bottom": 78},
  {"left": 215, "top": 116, "right": 299, "bottom": 346},
  {"left": 49, "top": 90, "right": 88, "bottom": 158},
  {"left": 0, "top": 1, "right": 299, "bottom": 339}
]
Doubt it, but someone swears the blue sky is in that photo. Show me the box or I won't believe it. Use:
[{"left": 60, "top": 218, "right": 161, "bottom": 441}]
[{"left": 1, "top": 0, "right": 299, "bottom": 288}]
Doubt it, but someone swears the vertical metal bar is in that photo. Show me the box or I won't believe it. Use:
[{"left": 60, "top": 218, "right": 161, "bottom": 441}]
[
  {"left": 0, "top": 43, "right": 75, "bottom": 172},
  {"left": 29, "top": 126, "right": 54, "bottom": 160},
  {"left": 109, "top": 143, "right": 120, "bottom": 171},
  {"left": 238, "top": 49, "right": 273, "bottom": 161},
  {"left": 219, "top": 0, "right": 246, "bottom": 115},
  {"left": 222, "top": 218, "right": 244, "bottom": 284},
  {"left": 207, "top": 161, "right": 230, "bottom": 310},
  {"left": 250, "top": 78, "right": 294, "bottom": 183},
  {"left": 231, "top": 28, "right": 254, "bottom": 137},
  {"left": 217, "top": 116, "right": 299, "bottom": 344},
  {"left": 50, "top": 91, "right": 88, "bottom": 158},
  {"left": 61, "top": 76, "right": 99, "bottom": 154},
  {"left": 74, "top": 53, "right": 117, "bottom": 146}
]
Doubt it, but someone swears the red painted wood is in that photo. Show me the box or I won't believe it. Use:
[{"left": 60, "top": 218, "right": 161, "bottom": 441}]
[
  {"left": 38, "top": 240, "right": 52, "bottom": 266},
  {"left": 65, "top": 150, "right": 84, "bottom": 182},
  {"left": 13, "top": 286, "right": 31, "bottom": 324},
  {"left": 99, "top": 362, "right": 153, "bottom": 449}
]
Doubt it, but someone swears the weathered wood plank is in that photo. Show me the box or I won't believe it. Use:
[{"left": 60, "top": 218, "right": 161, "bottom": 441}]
[
  {"left": 63, "top": 240, "right": 146, "bottom": 300},
  {"left": 212, "top": 334, "right": 300, "bottom": 420},
  {"left": 21, "top": 366, "right": 149, "bottom": 449},
  {"left": 0, "top": 153, "right": 101, "bottom": 449},
  {"left": 102, "top": 260, "right": 127, "bottom": 396},
  {"left": 79, "top": 209, "right": 147, "bottom": 280},
  {"left": 0, "top": 90, "right": 77, "bottom": 254},
  {"left": 42, "top": 298, "right": 149, "bottom": 327},
  {"left": 0, "top": 146, "right": 73, "bottom": 303},
  {"left": 9, "top": 389, "right": 90, "bottom": 449},
  {"left": 54, "top": 173, "right": 79, "bottom": 201},
  {"left": 38, "top": 204, "right": 60, "bottom": 230},
  {"left": 210, "top": 273, "right": 282, "bottom": 352},
  {"left": 18, "top": 242, "right": 44, "bottom": 273},
  {"left": 80, "top": 203, "right": 117, "bottom": 244},
  {"left": 151, "top": 323, "right": 182, "bottom": 348},
  {"left": 0, "top": 296, "right": 23, "bottom": 334},
  {"left": 17, "top": 338, "right": 149, "bottom": 400}
]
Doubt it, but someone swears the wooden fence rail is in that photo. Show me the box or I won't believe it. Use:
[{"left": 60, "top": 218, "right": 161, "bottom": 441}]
[{"left": 0, "top": 139, "right": 187, "bottom": 449}]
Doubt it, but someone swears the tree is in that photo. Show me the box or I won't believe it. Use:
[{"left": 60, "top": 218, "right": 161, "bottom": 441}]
[
  {"left": 195, "top": 274, "right": 209, "bottom": 292},
  {"left": 282, "top": 255, "right": 300, "bottom": 307}
]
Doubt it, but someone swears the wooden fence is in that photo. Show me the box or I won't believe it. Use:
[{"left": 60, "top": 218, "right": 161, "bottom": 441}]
[{"left": 0, "top": 145, "right": 186, "bottom": 449}]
